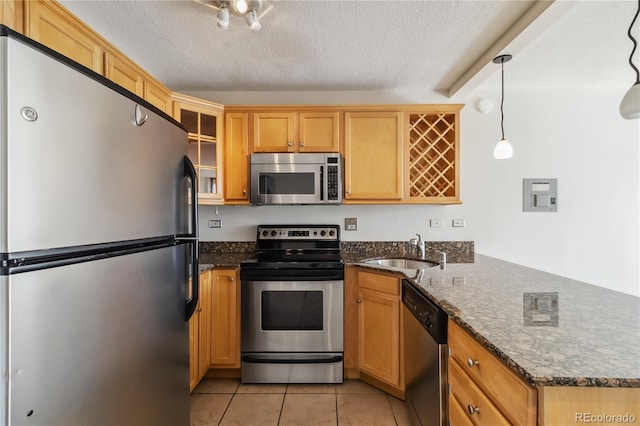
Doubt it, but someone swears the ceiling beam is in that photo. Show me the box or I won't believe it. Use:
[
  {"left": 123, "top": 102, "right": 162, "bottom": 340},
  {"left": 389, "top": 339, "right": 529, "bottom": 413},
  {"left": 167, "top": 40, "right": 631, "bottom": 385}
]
[{"left": 447, "top": 0, "right": 577, "bottom": 98}]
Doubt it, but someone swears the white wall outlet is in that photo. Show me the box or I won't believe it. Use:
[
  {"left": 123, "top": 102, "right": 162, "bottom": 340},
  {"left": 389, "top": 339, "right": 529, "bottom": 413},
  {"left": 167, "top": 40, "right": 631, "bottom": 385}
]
[
  {"left": 345, "top": 217, "right": 358, "bottom": 231},
  {"left": 429, "top": 219, "right": 443, "bottom": 227},
  {"left": 452, "top": 219, "right": 466, "bottom": 227},
  {"left": 208, "top": 219, "right": 222, "bottom": 228}
]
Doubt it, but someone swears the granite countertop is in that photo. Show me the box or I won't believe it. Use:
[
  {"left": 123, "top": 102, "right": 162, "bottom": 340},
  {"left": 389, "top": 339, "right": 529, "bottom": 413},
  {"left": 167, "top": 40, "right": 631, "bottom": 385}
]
[
  {"left": 196, "top": 246, "right": 640, "bottom": 388},
  {"left": 352, "top": 253, "right": 640, "bottom": 388}
]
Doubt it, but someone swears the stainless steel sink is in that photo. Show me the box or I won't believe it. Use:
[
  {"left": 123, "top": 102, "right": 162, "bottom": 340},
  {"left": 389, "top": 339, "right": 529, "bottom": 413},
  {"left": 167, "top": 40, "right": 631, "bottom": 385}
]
[{"left": 364, "top": 258, "right": 438, "bottom": 269}]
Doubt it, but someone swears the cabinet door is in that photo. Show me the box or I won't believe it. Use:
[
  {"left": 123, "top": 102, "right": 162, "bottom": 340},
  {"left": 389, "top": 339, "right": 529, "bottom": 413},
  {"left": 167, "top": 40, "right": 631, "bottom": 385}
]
[
  {"left": 253, "top": 112, "right": 295, "bottom": 152},
  {"left": 357, "top": 288, "right": 400, "bottom": 387},
  {"left": 344, "top": 112, "right": 403, "bottom": 200},
  {"left": 25, "top": 0, "right": 103, "bottom": 73},
  {"left": 1, "top": 0, "right": 23, "bottom": 32},
  {"left": 210, "top": 269, "right": 240, "bottom": 367},
  {"left": 173, "top": 95, "right": 224, "bottom": 204},
  {"left": 144, "top": 79, "right": 172, "bottom": 114},
  {"left": 197, "top": 271, "right": 212, "bottom": 380},
  {"left": 298, "top": 112, "right": 340, "bottom": 152},
  {"left": 224, "top": 113, "right": 250, "bottom": 203},
  {"left": 105, "top": 53, "right": 143, "bottom": 97}
]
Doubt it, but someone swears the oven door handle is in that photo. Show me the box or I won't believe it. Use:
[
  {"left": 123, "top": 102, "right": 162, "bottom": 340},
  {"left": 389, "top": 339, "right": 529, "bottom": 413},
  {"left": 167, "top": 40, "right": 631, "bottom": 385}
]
[{"left": 241, "top": 355, "right": 343, "bottom": 364}]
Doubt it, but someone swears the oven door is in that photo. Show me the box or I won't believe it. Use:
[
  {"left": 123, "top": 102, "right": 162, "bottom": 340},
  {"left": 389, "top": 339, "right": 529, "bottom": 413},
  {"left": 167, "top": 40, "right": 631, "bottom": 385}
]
[
  {"left": 241, "top": 280, "right": 344, "bottom": 353},
  {"left": 250, "top": 163, "right": 322, "bottom": 205}
]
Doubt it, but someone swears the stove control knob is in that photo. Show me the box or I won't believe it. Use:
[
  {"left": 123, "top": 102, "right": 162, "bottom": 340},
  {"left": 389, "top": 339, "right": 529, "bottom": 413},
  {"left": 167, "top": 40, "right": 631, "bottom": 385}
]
[
  {"left": 271, "top": 230, "right": 277, "bottom": 237},
  {"left": 262, "top": 230, "right": 268, "bottom": 237},
  {"left": 329, "top": 230, "right": 335, "bottom": 237},
  {"left": 320, "top": 230, "right": 326, "bottom": 237},
  {"left": 313, "top": 231, "right": 318, "bottom": 236}
]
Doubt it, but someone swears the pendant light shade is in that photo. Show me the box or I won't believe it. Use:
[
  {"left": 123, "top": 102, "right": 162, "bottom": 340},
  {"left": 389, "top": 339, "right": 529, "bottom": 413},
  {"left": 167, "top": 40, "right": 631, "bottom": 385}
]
[
  {"left": 621, "top": 0, "right": 640, "bottom": 119},
  {"left": 493, "top": 138, "right": 514, "bottom": 159},
  {"left": 493, "top": 54, "right": 513, "bottom": 159},
  {"left": 620, "top": 83, "right": 640, "bottom": 119}
]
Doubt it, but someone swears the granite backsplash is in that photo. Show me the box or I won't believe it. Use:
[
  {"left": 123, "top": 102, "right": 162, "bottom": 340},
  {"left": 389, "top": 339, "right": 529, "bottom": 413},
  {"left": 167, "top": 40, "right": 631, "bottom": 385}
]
[{"left": 200, "top": 241, "right": 474, "bottom": 263}]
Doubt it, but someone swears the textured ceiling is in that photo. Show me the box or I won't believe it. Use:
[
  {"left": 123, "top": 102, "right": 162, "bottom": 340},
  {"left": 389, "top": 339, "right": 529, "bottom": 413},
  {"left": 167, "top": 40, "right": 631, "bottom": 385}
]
[{"left": 59, "top": 0, "right": 638, "bottom": 94}]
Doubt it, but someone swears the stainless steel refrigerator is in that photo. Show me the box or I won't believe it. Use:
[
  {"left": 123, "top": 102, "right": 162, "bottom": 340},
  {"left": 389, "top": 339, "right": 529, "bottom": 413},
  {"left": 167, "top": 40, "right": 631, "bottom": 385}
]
[{"left": 0, "top": 26, "right": 199, "bottom": 425}]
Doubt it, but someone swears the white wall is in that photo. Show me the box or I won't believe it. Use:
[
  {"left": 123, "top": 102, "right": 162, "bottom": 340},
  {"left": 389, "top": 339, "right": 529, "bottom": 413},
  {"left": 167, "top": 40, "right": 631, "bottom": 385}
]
[{"left": 193, "top": 87, "right": 639, "bottom": 297}]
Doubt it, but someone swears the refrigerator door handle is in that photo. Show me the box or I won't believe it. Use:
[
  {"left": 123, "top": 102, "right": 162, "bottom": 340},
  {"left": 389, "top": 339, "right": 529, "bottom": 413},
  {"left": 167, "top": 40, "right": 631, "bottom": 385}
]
[
  {"left": 185, "top": 240, "right": 199, "bottom": 321},
  {"left": 183, "top": 155, "right": 199, "bottom": 240},
  {"left": 182, "top": 155, "right": 199, "bottom": 321}
]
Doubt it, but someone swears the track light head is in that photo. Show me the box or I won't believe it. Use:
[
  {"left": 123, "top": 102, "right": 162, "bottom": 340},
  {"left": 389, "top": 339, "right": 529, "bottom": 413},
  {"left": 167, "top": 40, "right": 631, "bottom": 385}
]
[
  {"left": 246, "top": 9, "right": 262, "bottom": 32},
  {"left": 216, "top": 3, "right": 229, "bottom": 30}
]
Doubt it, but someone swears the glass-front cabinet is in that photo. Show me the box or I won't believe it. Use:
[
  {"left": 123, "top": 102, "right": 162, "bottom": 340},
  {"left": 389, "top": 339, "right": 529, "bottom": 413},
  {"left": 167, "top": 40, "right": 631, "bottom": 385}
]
[{"left": 172, "top": 93, "right": 224, "bottom": 204}]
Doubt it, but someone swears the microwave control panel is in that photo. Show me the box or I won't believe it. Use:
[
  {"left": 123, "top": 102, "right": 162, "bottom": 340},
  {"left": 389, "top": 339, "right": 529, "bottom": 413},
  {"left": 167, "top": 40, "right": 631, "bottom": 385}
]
[{"left": 326, "top": 157, "right": 340, "bottom": 201}]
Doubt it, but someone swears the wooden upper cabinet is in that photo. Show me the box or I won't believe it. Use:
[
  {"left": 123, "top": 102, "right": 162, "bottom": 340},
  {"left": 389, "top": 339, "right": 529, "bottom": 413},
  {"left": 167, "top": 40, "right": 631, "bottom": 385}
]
[
  {"left": 105, "top": 53, "right": 171, "bottom": 114},
  {"left": 298, "top": 112, "right": 340, "bottom": 152},
  {"left": 252, "top": 111, "right": 340, "bottom": 153},
  {"left": 1, "top": 0, "right": 24, "bottom": 32},
  {"left": 105, "top": 53, "right": 143, "bottom": 97},
  {"left": 253, "top": 112, "right": 295, "bottom": 152},
  {"left": 25, "top": 0, "right": 103, "bottom": 73},
  {"left": 225, "top": 113, "right": 250, "bottom": 203},
  {"left": 172, "top": 93, "right": 224, "bottom": 204},
  {"left": 143, "top": 79, "right": 172, "bottom": 114},
  {"left": 344, "top": 111, "right": 403, "bottom": 200}
]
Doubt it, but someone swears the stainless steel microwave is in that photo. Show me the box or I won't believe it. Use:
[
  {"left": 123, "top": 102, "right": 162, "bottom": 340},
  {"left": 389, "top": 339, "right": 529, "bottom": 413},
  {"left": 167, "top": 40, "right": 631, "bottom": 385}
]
[{"left": 250, "top": 153, "right": 343, "bottom": 205}]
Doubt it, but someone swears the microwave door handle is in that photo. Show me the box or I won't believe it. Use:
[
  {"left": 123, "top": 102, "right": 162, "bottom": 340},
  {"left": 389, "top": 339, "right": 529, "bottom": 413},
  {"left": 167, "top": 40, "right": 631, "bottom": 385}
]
[{"left": 320, "top": 166, "right": 324, "bottom": 201}]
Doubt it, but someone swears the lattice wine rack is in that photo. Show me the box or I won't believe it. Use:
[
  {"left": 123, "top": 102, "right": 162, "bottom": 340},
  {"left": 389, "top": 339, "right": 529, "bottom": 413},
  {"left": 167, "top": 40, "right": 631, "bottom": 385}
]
[{"left": 408, "top": 113, "right": 457, "bottom": 199}]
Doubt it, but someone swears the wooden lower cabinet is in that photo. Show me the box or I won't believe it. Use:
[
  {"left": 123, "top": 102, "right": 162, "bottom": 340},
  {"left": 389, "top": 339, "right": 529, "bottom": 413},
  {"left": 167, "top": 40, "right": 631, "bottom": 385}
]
[
  {"left": 210, "top": 268, "right": 240, "bottom": 368},
  {"left": 189, "top": 270, "right": 211, "bottom": 392},
  {"left": 356, "top": 269, "right": 403, "bottom": 394},
  {"left": 539, "top": 387, "right": 640, "bottom": 426},
  {"left": 448, "top": 320, "right": 537, "bottom": 425},
  {"left": 190, "top": 268, "right": 240, "bottom": 391}
]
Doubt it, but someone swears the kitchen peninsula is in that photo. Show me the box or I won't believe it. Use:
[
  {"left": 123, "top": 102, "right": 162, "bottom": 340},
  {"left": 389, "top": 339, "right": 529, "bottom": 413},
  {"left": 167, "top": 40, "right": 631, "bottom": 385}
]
[{"left": 200, "top": 242, "right": 640, "bottom": 424}]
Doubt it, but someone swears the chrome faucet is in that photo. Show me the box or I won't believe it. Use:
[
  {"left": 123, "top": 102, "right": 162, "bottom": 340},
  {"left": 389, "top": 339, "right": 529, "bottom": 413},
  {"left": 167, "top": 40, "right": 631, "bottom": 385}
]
[{"left": 410, "top": 233, "right": 426, "bottom": 259}]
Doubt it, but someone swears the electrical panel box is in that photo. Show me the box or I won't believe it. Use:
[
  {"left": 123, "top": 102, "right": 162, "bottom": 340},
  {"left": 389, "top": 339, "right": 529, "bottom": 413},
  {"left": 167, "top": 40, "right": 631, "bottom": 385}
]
[{"left": 523, "top": 178, "right": 557, "bottom": 212}]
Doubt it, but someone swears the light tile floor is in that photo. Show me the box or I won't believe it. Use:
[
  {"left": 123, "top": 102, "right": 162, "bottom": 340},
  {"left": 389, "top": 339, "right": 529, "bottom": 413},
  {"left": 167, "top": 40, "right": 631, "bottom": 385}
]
[{"left": 191, "top": 379, "right": 412, "bottom": 426}]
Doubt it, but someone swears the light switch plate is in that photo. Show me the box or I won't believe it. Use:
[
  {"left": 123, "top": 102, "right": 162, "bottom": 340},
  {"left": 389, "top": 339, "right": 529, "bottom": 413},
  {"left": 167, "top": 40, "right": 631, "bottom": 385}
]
[{"left": 208, "top": 219, "right": 222, "bottom": 228}]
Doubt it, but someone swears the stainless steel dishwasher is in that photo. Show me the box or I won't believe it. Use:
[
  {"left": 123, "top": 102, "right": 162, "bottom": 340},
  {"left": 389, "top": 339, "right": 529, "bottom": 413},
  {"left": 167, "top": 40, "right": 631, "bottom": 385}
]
[{"left": 402, "top": 279, "right": 448, "bottom": 426}]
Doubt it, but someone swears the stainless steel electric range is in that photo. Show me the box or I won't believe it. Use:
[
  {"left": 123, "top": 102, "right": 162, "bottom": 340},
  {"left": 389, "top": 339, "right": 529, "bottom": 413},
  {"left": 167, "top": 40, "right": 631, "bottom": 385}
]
[{"left": 239, "top": 225, "right": 344, "bottom": 384}]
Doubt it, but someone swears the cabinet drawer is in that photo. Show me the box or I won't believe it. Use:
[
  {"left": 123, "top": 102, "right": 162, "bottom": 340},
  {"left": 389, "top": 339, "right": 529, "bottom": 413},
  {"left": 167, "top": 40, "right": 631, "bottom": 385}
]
[
  {"left": 449, "top": 321, "right": 536, "bottom": 425},
  {"left": 449, "top": 357, "right": 510, "bottom": 426},
  {"left": 357, "top": 271, "right": 400, "bottom": 295},
  {"left": 449, "top": 391, "right": 475, "bottom": 426}
]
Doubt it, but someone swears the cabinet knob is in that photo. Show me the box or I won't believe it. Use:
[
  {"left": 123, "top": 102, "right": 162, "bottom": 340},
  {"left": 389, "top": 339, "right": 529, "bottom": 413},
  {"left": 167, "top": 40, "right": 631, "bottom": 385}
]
[
  {"left": 467, "top": 404, "right": 480, "bottom": 416},
  {"left": 299, "top": 141, "right": 305, "bottom": 147},
  {"left": 467, "top": 358, "right": 480, "bottom": 368},
  {"left": 242, "top": 189, "right": 247, "bottom": 195},
  {"left": 288, "top": 142, "right": 293, "bottom": 147},
  {"left": 356, "top": 298, "right": 362, "bottom": 303},
  {"left": 346, "top": 190, "right": 351, "bottom": 195},
  {"left": 228, "top": 276, "right": 234, "bottom": 281}
]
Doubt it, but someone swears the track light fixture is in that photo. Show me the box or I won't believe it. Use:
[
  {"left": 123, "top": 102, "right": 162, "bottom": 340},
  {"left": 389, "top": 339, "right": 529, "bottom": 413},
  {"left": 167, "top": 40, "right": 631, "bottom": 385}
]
[
  {"left": 212, "top": 0, "right": 264, "bottom": 32},
  {"left": 492, "top": 54, "right": 514, "bottom": 160},
  {"left": 620, "top": 0, "right": 640, "bottom": 120}
]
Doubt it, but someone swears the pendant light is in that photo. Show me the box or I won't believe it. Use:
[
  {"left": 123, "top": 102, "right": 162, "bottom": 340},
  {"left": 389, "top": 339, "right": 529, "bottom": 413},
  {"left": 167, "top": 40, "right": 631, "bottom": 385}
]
[
  {"left": 620, "top": 0, "right": 640, "bottom": 120},
  {"left": 493, "top": 54, "right": 514, "bottom": 159}
]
